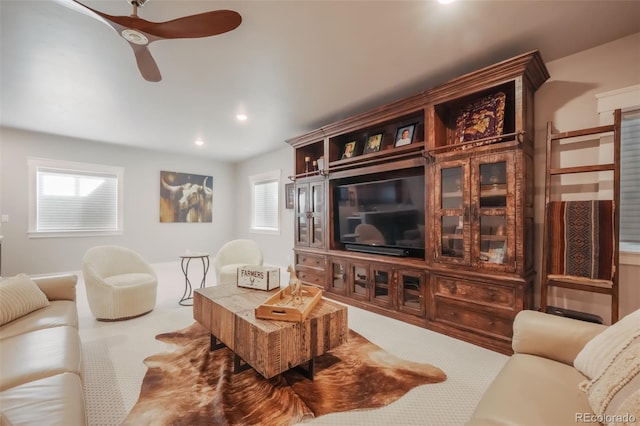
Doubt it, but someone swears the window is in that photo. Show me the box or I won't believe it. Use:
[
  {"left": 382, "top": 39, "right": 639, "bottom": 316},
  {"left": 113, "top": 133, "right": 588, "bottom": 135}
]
[
  {"left": 28, "top": 158, "right": 124, "bottom": 237},
  {"left": 596, "top": 85, "right": 640, "bottom": 257},
  {"left": 249, "top": 170, "right": 280, "bottom": 233},
  {"left": 620, "top": 109, "right": 640, "bottom": 244}
]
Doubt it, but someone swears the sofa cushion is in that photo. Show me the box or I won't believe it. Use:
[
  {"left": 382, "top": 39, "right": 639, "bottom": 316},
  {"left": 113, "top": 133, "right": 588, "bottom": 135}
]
[
  {"left": 574, "top": 308, "right": 640, "bottom": 379},
  {"left": 0, "top": 300, "right": 78, "bottom": 340},
  {"left": 0, "top": 373, "right": 86, "bottom": 426},
  {"left": 468, "top": 353, "right": 594, "bottom": 425},
  {"left": 580, "top": 333, "right": 640, "bottom": 423},
  {"left": 0, "top": 274, "right": 50, "bottom": 326},
  {"left": 512, "top": 310, "right": 605, "bottom": 365},
  {"left": 0, "top": 326, "right": 82, "bottom": 391},
  {"left": 31, "top": 274, "right": 77, "bottom": 302}
]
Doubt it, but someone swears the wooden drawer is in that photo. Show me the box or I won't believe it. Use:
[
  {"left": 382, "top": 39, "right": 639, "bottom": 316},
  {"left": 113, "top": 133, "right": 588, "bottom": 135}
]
[
  {"left": 434, "top": 302, "right": 513, "bottom": 339},
  {"left": 297, "top": 270, "right": 325, "bottom": 288},
  {"left": 296, "top": 253, "right": 325, "bottom": 270},
  {"left": 433, "top": 276, "right": 515, "bottom": 309}
]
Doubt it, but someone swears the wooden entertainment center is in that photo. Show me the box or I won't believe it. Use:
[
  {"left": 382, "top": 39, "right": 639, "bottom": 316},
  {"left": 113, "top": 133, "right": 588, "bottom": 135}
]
[{"left": 286, "top": 51, "right": 549, "bottom": 354}]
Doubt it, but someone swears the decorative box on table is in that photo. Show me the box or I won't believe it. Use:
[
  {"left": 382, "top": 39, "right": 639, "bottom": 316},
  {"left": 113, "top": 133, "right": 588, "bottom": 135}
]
[{"left": 237, "top": 265, "right": 280, "bottom": 291}]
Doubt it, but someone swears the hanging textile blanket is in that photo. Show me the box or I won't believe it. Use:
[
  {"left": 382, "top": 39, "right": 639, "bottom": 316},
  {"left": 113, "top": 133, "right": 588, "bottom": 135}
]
[{"left": 546, "top": 200, "right": 615, "bottom": 281}]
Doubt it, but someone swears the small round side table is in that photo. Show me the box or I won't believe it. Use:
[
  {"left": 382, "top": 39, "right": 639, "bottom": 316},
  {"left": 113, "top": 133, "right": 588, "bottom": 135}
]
[{"left": 179, "top": 252, "right": 210, "bottom": 306}]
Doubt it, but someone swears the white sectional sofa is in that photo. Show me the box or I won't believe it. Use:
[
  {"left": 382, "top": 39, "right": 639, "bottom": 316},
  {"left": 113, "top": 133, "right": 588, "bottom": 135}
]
[
  {"left": 0, "top": 274, "right": 86, "bottom": 425},
  {"left": 468, "top": 309, "right": 639, "bottom": 426}
]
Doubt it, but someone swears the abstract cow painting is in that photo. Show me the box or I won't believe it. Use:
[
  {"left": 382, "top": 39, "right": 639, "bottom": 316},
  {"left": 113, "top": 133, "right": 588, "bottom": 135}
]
[{"left": 160, "top": 171, "right": 213, "bottom": 223}]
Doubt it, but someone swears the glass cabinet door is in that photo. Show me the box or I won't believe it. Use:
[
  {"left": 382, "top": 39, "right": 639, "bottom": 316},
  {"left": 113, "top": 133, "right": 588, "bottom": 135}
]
[
  {"left": 310, "top": 181, "right": 324, "bottom": 248},
  {"left": 397, "top": 269, "right": 425, "bottom": 316},
  {"left": 329, "top": 259, "right": 347, "bottom": 295},
  {"left": 371, "top": 265, "right": 393, "bottom": 308},
  {"left": 294, "top": 180, "right": 325, "bottom": 249},
  {"left": 349, "top": 263, "right": 369, "bottom": 302},
  {"left": 472, "top": 154, "right": 515, "bottom": 271},
  {"left": 294, "top": 184, "right": 309, "bottom": 246},
  {"left": 435, "top": 162, "right": 470, "bottom": 265}
]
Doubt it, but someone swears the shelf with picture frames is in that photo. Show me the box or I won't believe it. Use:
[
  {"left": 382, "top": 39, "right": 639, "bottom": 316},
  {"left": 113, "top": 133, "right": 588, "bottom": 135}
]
[
  {"left": 327, "top": 109, "right": 425, "bottom": 167},
  {"left": 287, "top": 104, "right": 427, "bottom": 180}
]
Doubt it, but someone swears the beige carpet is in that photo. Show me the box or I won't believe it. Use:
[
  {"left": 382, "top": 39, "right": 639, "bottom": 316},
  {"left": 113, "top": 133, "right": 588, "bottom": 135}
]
[
  {"left": 81, "top": 340, "right": 128, "bottom": 424},
  {"left": 78, "top": 262, "right": 508, "bottom": 425}
]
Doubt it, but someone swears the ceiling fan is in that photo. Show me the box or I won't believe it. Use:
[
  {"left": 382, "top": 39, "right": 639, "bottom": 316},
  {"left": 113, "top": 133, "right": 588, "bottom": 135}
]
[{"left": 55, "top": 0, "right": 242, "bottom": 82}]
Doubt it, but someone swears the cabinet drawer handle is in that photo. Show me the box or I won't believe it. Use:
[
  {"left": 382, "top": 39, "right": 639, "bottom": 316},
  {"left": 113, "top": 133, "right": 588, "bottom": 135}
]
[
  {"left": 449, "top": 311, "right": 457, "bottom": 317},
  {"left": 301, "top": 257, "right": 307, "bottom": 262},
  {"left": 487, "top": 290, "right": 497, "bottom": 300}
]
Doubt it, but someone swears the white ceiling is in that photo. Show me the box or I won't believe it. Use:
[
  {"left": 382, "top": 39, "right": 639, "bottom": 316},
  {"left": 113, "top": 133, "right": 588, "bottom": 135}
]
[{"left": 2, "top": 1, "right": 639, "bottom": 162}]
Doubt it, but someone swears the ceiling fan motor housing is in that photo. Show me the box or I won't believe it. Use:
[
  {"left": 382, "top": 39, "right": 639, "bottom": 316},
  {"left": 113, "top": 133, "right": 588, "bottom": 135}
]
[
  {"left": 121, "top": 29, "right": 149, "bottom": 45},
  {"left": 128, "top": 0, "right": 148, "bottom": 7}
]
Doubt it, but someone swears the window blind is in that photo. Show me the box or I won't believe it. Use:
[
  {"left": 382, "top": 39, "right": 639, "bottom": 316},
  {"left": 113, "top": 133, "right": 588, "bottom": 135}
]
[
  {"left": 620, "top": 110, "right": 640, "bottom": 243},
  {"left": 37, "top": 168, "right": 119, "bottom": 232},
  {"left": 252, "top": 179, "right": 279, "bottom": 231}
]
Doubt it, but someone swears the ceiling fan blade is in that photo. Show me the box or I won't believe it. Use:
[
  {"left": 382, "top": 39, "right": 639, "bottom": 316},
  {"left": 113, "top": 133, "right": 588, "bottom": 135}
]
[
  {"left": 54, "top": 0, "right": 240, "bottom": 82},
  {"left": 55, "top": 1, "right": 241, "bottom": 40},
  {"left": 130, "top": 43, "right": 162, "bottom": 82},
  {"left": 53, "top": 0, "right": 121, "bottom": 32},
  {"left": 140, "top": 10, "right": 242, "bottom": 39}
]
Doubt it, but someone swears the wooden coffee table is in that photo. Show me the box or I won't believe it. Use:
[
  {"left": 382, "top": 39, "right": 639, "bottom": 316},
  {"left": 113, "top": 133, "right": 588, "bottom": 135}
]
[{"left": 193, "top": 284, "right": 348, "bottom": 379}]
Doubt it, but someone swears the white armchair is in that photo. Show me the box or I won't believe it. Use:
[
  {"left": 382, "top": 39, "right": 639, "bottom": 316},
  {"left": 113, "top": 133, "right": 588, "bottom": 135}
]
[
  {"left": 214, "top": 239, "right": 263, "bottom": 285},
  {"left": 82, "top": 245, "right": 157, "bottom": 320}
]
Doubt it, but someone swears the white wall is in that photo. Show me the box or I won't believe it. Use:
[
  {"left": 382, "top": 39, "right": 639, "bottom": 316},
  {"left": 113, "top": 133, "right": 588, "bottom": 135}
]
[
  {"left": 0, "top": 127, "right": 237, "bottom": 276},
  {"left": 534, "top": 32, "right": 640, "bottom": 322},
  {"left": 233, "top": 145, "right": 295, "bottom": 268}
]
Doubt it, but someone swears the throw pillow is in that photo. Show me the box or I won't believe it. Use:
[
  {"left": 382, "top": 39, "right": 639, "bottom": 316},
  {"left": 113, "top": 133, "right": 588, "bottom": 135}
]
[
  {"left": 574, "top": 308, "right": 640, "bottom": 379},
  {"left": 0, "top": 273, "right": 50, "bottom": 326},
  {"left": 579, "top": 333, "right": 640, "bottom": 425}
]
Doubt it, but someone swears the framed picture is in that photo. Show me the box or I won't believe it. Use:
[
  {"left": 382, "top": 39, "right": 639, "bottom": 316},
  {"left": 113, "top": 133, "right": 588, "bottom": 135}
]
[
  {"left": 364, "top": 133, "right": 383, "bottom": 154},
  {"left": 285, "top": 183, "right": 294, "bottom": 209},
  {"left": 341, "top": 141, "right": 358, "bottom": 159},
  {"left": 160, "top": 171, "right": 213, "bottom": 223},
  {"left": 395, "top": 124, "right": 416, "bottom": 147},
  {"left": 455, "top": 92, "right": 506, "bottom": 145}
]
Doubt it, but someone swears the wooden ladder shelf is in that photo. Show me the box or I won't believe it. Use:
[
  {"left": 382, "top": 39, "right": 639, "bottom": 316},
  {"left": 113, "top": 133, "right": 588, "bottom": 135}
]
[{"left": 540, "top": 109, "right": 621, "bottom": 324}]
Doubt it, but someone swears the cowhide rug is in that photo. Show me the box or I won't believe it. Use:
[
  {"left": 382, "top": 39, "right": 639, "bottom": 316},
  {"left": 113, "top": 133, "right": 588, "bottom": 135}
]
[{"left": 124, "top": 322, "right": 446, "bottom": 426}]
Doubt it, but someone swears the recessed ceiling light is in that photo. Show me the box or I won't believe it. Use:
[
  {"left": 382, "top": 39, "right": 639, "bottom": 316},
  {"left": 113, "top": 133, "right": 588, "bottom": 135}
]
[
  {"left": 236, "top": 114, "right": 248, "bottom": 121},
  {"left": 438, "top": 0, "right": 455, "bottom": 4},
  {"left": 195, "top": 139, "right": 204, "bottom": 146}
]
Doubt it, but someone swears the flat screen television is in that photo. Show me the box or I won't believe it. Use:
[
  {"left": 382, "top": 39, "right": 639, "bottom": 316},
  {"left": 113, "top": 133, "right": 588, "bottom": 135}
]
[{"left": 333, "top": 171, "right": 425, "bottom": 258}]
